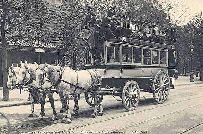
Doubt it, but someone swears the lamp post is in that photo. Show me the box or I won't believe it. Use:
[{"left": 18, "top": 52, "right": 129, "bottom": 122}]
[{"left": 189, "top": 44, "right": 194, "bottom": 82}]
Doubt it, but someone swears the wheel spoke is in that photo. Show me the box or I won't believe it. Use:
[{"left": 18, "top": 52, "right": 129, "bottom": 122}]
[
  {"left": 130, "top": 84, "right": 133, "bottom": 90},
  {"left": 125, "top": 90, "right": 130, "bottom": 95},
  {"left": 125, "top": 98, "right": 130, "bottom": 107},
  {"left": 89, "top": 97, "right": 94, "bottom": 104},
  {"left": 128, "top": 99, "right": 132, "bottom": 108},
  {"left": 131, "top": 97, "right": 138, "bottom": 107}
]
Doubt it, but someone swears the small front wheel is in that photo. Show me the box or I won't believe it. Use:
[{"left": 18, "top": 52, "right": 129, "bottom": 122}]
[
  {"left": 85, "top": 91, "right": 103, "bottom": 107},
  {"left": 122, "top": 81, "right": 140, "bottom": 111}
]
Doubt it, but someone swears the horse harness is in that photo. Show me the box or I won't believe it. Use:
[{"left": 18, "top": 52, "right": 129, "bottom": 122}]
[{"left": 59, "top": 69, "right": 101, "bottom": 93}]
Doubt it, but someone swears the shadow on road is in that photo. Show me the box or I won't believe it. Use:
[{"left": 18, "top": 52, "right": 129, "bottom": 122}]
[{"left": 2, "top": 98, "right": 157, "bottom": 133}]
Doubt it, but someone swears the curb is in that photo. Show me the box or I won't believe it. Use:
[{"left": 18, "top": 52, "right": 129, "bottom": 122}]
[
  {"left": 0, "top": 101, "right": 31, "bottom": 108},
  {"left": 175, "top": 82, "right": 203, "bottom": 87},
  {"left": 0, "top": 99, "right": 61, "bottom": 109}
]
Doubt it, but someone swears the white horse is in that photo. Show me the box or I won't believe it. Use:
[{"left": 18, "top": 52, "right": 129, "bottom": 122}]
[
  {"left": 13, "top": 63, "right": 57, "bottom": 120},
  {"left": 31, "top": 64, "right": 58, "bottom": 120},
  {"left": 43, "top": 65, "right": 103, "bottom": 123}
]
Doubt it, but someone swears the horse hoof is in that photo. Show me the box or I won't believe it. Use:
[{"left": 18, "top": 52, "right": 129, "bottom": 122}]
[
  {"left": 40, "top": 112, "right": 45, "bottom": 117},
  {"left": 61, "top": 118, "right": 72, "bottom": 124},
  {"left": 39, "top": 116, "right": 44, "bottom": 119},
  {"left": 98, "top": 112, "right": 103, "bottom": 116},
  {"left": 53, "top": 120, "right": 58, "bottom": 124},
  {"left": 52, "top": 116, "right": 58, "bottom": 121},
  {"left": 28, "top": 114, "right": 34, "bottom": 117},
  {"left": 73, "top": 112, "right": 79, "bottom": 117},
  {"left": 60, "top": 109, "right": 66, "bottom": 113},
  {"left": 91, "top": 113, "right": 97, "bottom": 118}
]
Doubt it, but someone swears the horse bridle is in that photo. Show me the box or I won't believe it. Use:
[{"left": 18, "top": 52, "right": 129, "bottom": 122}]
[
  {"left": 9, "top": 68, "right": 17, "bottom": 88},
  {"left": 38, "top": 68, "right": 47, "bottom": 86},
  {"left": 21, "top": 69, "right": 32, "bottom": 86},
  {"left": 48, "top": 68, "right": 63, "bottom": 88}
]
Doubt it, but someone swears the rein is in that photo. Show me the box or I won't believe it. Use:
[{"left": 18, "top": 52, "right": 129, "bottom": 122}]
[{"left": 22, "top": 69, "right": 33, "bottom": 86}]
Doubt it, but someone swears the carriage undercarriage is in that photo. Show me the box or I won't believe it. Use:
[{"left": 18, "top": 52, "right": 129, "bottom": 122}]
[{"left": 84, "top": 69, "right": 171, "bottom": 112}]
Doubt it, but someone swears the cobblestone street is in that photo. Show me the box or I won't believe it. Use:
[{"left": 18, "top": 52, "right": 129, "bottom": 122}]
[{"left": 0, "top": 76, "right": 203, "bottom": 133}]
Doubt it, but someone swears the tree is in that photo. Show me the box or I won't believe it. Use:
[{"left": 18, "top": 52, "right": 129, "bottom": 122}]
[
  {"left": 77, "top": 0, "right": 172, "bottom": 64},
  {"left": 0, "top": 0, "right": 9, "bottom": 100},
  {"left": 0, "top": 0, "right": 58, "bottom": 100}
]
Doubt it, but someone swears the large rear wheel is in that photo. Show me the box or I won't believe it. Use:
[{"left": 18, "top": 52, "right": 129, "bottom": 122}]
[{"left": 153, "top": 70, "right": 170, "bottom": 104}]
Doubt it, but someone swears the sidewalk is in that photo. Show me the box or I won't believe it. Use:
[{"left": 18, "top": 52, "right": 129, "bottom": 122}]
[
  {"left": 174, "top": 76, "right": 203, "bottom": 86},
  {"left": 0, "top": 76, "right": 202, "bottom": 108},
  {"left": 0, "top": 88, "right": 60, "bottom": 108}
]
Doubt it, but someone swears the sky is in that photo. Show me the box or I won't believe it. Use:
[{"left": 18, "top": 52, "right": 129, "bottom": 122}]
[{"left": 158, "top": 0, "right": 203, "bottom": 25}]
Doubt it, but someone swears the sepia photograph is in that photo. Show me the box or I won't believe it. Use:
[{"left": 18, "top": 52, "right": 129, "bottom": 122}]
[{"left": 0, "top": 0, "right": 203, "bottom": 133}]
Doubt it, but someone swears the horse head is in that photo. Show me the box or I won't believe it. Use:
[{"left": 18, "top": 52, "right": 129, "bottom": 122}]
[
  {"left": 46, "top": 65, "right": 62, "bottom": 86},
  {"left": 33, "top": 64, "right": 56, "bottom": 89},
  {"left": 16, "top": 66, "right": 31, "bottom": 86},
  {"left": 34, "top": 64, "right": 47, "bottom": 87}
]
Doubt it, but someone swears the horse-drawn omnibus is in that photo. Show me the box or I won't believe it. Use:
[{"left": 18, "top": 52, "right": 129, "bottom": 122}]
[{"left": 84, "top": 38, "right": 177, "bottom": 111}]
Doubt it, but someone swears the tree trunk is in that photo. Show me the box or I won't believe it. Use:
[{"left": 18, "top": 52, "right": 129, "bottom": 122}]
[
  {"left": 200, "top": 70, "right": 203, "bottom": 81},
  {"left": 1, "top": 0, "right": 9, "bottom": 101},
  {"left": 2, "top": 48, "right": 9, "bottom": 101},
  {"left": 200, "top": 56, "right": 203, "bottom": 81}
]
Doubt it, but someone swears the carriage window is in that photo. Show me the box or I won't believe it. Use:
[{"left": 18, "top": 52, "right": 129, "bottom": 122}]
[
  {"left": 122, "top": 46, "right": 132, "bottom": 63},
  {"left": 160, "top": 51, "right": 166, "bottom": 64},
  {"left": 114, "top": 46, "right": 120, "bottom": 62},
  {"left": 85, "top": 50, "right": 92, "bottom": 64},
  {"left": 107, "top": 46, "right": 120, "bottom": 63},
  {"left": 143, "top": 49, "right": 151, "bottom": 65},
  {"left": 107, "top": 47, "right": 114, "bottom": 63},
  {"left": 168, "top": 49, "right": 177, "bottom": 67},
  {"left": 133, "top": 47, "right": 142, "bottom": 63},
  {"left": 152, "top": 50, "right": 159, "bottom": 64}
]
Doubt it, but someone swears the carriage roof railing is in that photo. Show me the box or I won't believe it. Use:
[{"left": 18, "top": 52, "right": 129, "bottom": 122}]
[
  {"left": 106, "top": 39, "right": 168, "bottom": 50},
  {"left": 84, "top": 38, "right": 172, "bottom": 68}
]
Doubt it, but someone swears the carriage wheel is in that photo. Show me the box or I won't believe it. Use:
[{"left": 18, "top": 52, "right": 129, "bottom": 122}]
[
  {"left": 85, "top": 91, "right": 103, "bottom": 107},
  {"left": 122, "top": 81, "right": 140, "bottom": 111},
  {"left": 153, "top": 70, "right": 170, "bottom": 104}
]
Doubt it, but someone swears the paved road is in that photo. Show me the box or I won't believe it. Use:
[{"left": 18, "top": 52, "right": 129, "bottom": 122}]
[{"left": 0, "top": 83, "right": 203, "bottom": 134}]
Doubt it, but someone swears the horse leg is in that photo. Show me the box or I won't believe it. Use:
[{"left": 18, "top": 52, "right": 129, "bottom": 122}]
[
  {"left": 73, "top": 94, "right": 79, "bottom": 117},
  {"left": 39, "top": 92, "right": 46, "bottom": 118},
  {"left": 97, "top": 103, "right": 103, "bottom": 116},
  {"left": 59, "top": 91, "right": 67, "bottom": 113},
  {"left": 48, "top": 92, "right": 57, "bottom": 121},
  {"left": 91, "top": 93, "right": 103, "bottom": 118},
  {"left": 27, "top": 92, "right": 31, "bottom": 101},
  {"left": 61, "top": 94, "right": 72, "bottom": 124},
  {"left": 28, "top": 94, "right": 35, "bottom": 117},
  {"left": 92, "top": 96, "right": 98, "bottom": 118}
]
